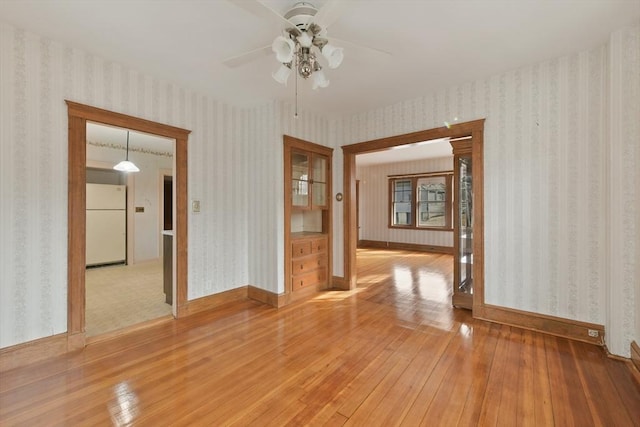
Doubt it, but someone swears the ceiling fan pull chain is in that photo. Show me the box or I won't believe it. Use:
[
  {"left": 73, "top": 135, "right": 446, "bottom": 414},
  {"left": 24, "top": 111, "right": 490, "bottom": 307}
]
[{"left": 295, "top": 52, "right": 299, "bottom": 119}]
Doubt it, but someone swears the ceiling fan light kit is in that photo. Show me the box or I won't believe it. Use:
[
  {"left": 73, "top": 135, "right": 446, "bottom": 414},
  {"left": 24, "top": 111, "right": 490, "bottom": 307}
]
[
  {"left": 272, "top": 62, "right": 293, "bottom": 85},
  {"left": 270, "top": 2, "right": 344, "bottom": 90}
]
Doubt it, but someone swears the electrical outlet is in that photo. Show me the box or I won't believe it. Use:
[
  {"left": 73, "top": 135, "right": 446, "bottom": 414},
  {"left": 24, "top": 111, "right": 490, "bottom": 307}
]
[
  {"left": 588, "top": 329, "right": 599, "bottom": 338},
  {"left": 192, "top": 200, "right": 201, "bottom": 213}
]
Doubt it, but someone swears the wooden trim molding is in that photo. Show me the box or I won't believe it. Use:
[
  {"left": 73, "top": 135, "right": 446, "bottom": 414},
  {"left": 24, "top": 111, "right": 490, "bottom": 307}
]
[
  {"left": 331, "top": 276, "right": 348, "bottom": 290},
  {"left": 342, "top": 119, "right": 485, "bottom": 296},
  {"left": 631, "top": 341, "right": 640, "bottom": 373},
  {"left": 66, "top": 101, "right": 191, "bottom": 345},
  {"left": 358, "top": 240, "right": 453, "bottom": 254},
  {"left": 247, "top": 286, "right": 282, "bottom": 308},
  {"left": 474, "top": 304, "right": 605, "bottom": 346},
  {"left": 181, "top": 287, "right": 249, "bottom": 316},
  {"left": 0, "top": 334, "right": 69, "bottom": 372}
]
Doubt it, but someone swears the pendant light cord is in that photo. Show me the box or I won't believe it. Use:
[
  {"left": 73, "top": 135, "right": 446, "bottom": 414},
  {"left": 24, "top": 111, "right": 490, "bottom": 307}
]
[{"left": 126, "top": 131, "right": 130, "bottom": 160}]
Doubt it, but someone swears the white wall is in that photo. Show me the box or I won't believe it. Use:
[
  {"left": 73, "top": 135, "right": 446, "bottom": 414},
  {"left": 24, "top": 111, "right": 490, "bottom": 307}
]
[
  {"left": 0, "top": 20, "right": 637, "bottom": 357},
  {"left": 86, "top": 144, "right": 173, "bottom": 262},
  {"left": 357, "top": 156, "right": 453, "bottom": 247},
  {"left": 330, "top": 25, "right": 640, "bottom": 357},
  {"left": 0, "top": 23, "right": 251, "bottom": 348},
  {"left": 245, "top": 102, "right": 329, "bottom": 294},
  {"left": 607, "top": 25, "right": 640, "bottom": 356}
]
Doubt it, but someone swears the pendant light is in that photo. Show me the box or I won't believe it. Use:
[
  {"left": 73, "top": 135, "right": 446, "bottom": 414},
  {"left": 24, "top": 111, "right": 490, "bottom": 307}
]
[{"left": 113, "top": 130, "right": 140, "bottom": 173}]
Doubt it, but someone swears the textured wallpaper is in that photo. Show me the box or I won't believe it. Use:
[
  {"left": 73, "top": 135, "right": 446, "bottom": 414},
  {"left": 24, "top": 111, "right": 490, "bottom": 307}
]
[
  {"left": 244, "top": 101, "right": 329, "bottom": 294},
  {"left": 330, "top": 25, "right": 640, "bottom": 357},
  {"left": 0, "top": 20, "right": 637, "bottom": 357},
  {"left": 0, "top": 25, "right": 229, "bottom": 346},
  {"left": 0, "top": 22, "right": 330, "bottom": 347},
  {"left": 608, "top": 25, "right": 640, "bottom": 355},
  {"left": 357, "top": 156, "right": 454, "bottom": 247}
]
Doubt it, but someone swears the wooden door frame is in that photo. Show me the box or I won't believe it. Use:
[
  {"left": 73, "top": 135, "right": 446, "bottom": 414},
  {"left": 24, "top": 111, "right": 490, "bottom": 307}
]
[
  {"left": 66, "top": 101, "right": 191, "bottom": 349},
  {"left": 341, "top": 119, "right": 485, "bottom": 312}
]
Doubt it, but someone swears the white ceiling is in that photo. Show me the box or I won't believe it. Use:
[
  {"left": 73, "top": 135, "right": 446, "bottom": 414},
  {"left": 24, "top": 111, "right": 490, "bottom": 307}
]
[
  {"left": 356, "top": 138, "right": 452, "bottom": 166},
  {"left": 1, "top": 0, "right": 638, "bottom": 118}
]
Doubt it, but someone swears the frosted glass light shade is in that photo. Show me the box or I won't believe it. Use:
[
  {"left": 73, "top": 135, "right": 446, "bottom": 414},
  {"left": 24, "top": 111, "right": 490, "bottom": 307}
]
[
  {"left": 321, "top": 44, "right": 343, "bottom": 69},
  {"left": 272, "top": 35, "right": 295, "bottom": 63},
  {"left": 113, "top": 160, "right": 140, "bottom": 172},
  {"left": 312, "top": 70, "right": 329, "bottom": 90},
  {"left": 297, "top": 31, "right": 313, "bottom": 48},
  {"left": 272, "top": 64, "right": 292, "bottom": 85}
]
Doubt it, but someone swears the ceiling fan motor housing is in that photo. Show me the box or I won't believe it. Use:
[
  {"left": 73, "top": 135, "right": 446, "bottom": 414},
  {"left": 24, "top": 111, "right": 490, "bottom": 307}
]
[{"left": 284, "top": 2, "right": 318, "bottom": 31}]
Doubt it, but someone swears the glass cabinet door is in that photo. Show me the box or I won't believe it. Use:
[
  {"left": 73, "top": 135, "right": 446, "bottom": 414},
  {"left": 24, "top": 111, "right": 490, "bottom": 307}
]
[
  {"left": 292, "top": 152, "right": 309, "bottom": 207},
  {"left": 311, "top": 155, "right": 327, "bottom": 208},
  {"left": 450, "top": 139, "right": 473, "bottom": 310},
  {"left": 458, "top": 156, "right": 473, "bottom": 297}
]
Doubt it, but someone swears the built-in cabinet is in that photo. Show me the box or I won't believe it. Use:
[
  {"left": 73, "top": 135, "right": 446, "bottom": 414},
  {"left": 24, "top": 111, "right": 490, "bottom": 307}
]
[
  {"left": 284, "top": 136, "right": 333, "bottom": 297},
  {"left": 290, "top": 234, "right": 328, "bottom": 291}
]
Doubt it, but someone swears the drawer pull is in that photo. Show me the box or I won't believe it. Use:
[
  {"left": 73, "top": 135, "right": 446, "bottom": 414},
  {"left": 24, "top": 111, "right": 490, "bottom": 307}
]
[{"left": 300, "top": 265, "right": 303, "bottom": 270}]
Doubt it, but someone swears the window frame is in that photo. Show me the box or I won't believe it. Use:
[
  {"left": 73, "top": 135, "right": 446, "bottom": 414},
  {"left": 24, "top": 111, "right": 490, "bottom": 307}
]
[{"left": 388, "top": 172, "right": 453, "bottom": 231}]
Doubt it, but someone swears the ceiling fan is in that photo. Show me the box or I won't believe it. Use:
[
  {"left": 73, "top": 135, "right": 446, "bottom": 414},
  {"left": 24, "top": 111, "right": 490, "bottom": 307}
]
[{"left": 224, "top": 0, "right": 387, "bottom": 90}]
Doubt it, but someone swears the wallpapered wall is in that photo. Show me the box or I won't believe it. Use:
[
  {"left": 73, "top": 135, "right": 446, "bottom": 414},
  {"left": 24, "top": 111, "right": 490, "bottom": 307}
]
[
  {"left": 244, "top": 101, "right": 330, "bottom": 294},
  {"left": 0, "top": 20, "right": 637, "bottom": 356},
  {"left": 356, "top": 156, "right": 454, "bottom": 247},
  {"left": 608, "top": 25, "right": 640, "bottom": 356},
  {"left": 329, "top": 25, "right": 640, "bottom": 357},
  {"left": 0, "top": 23, "right": 329, "bottom": 348}
]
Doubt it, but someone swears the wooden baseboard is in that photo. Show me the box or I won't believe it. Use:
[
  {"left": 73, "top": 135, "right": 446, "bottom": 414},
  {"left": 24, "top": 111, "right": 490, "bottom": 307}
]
[
  {"left": 181, "top": 287, "right": 249, "bottom": 316},
  {"left": 67, "top": 332, "right": 85, "bottom": 351},
  {"left": 0, "top": 333, "right": 69, "bottom": 372},
  {"left": 474, "top": 304, "right": 605, "bottom": 346},
  {"left": 247, "top": 286, "right": 282, "bottom": 308},
  {"left": 331, "top": 276, "right": 349, "bottom": 290},
  {"left": 248, "top": 284, "right": 332, "bottom": 308},
  {"left": 631, "top": 341, "right": 640, "bottom": 372},
  {"left": 1, "top": 286, "right": 257, "bottom": 372},
  {"left": 358, "top": 240, "right": 453, "bottom": 255}
]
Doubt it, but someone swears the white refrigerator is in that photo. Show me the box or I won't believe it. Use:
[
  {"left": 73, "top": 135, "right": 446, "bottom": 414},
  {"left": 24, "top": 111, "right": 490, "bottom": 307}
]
[{"left": 86, "top": 183, "right": 127, "bottom": 266}]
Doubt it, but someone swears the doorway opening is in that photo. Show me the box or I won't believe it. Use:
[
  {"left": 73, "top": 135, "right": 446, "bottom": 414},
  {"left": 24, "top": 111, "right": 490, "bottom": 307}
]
[
  {"left": 341, "top": 119, "right": 485, "bottom": 312},
  {"left": 66, "top": 101, "right": 190, "bottom": 349},
  {"left": 84, "top": 122, "right": 175, "bottom": 338}
]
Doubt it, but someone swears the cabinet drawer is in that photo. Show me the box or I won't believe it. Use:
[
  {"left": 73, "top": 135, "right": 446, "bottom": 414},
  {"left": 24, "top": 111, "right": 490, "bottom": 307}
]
[
  {"left": 291, "top": 254, "right": 326, "bottom": 274},
  {"left": 291, "top": 268, "right": 327, "bottom": 291},
  {"left": 310, "top": 237, "right": 327, "bottom": 254},
  {"left": 292, "top": 240, "right": 312, "bottom": 257}
]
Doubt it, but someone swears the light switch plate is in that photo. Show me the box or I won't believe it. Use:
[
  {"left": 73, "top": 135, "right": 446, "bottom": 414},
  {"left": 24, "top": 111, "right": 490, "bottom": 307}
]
[{"left": 192, "top": 200, "right": 200, "bottom": 213}]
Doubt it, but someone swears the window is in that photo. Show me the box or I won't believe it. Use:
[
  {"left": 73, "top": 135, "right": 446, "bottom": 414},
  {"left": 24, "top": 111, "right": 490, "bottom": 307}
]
[
  {"left": 392, "top": 179, "right": 412, "bottom": 225},
  {"left": 389, "top": 173, "right": 452, "bottom": 229}
]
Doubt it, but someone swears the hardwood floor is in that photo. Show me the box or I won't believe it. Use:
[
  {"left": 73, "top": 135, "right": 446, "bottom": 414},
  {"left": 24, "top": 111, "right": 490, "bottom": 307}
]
[{"left": 1, "top": 249, "right": 639, "bottom": 426}]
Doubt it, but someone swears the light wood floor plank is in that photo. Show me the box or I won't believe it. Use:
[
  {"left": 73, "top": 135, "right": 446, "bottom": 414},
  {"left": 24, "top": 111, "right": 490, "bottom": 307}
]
[{"left": 1, "top": 249, "right": 638, "bottom": 426}]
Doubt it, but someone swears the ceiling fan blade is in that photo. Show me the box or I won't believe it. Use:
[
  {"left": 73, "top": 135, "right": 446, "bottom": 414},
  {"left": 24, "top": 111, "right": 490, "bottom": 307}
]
[
  {"left": 310, "top": 0, "right": 352, "bottom": 30},
  {"left": 226, "top": 0, "right": 298, "bottom": 31},
  {"left": 222, "top": 44, "right": 272, "bottom": 68},
  {"left": 330, "top": 37, "right": 393, "bottom": 58}
]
